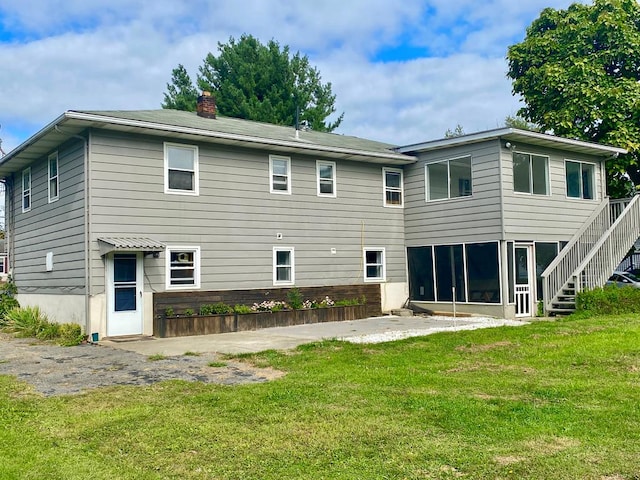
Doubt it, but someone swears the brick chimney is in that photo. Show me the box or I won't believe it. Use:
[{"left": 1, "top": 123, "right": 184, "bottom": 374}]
[{"left": 196, "top": 91, "right": 216, "bottom": 119}]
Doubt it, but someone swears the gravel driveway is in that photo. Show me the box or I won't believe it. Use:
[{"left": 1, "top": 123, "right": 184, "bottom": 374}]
[{"left": 0, "top": 333, "right": 282, "bottom": 397}]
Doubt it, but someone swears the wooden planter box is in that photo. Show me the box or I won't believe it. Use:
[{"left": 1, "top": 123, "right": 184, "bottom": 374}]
[{"left": 154, "top": 305, "right": 368, "bottom": 338}]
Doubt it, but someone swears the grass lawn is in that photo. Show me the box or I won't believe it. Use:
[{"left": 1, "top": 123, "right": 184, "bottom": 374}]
[{"left": 1, "top": 314, "right": 640, "bottom": 479}]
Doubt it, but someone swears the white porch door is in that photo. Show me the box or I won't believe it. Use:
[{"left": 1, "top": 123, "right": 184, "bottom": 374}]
[
  {"left": 514, "top": 245, "right": 535, "bottom": 317},
  {"left": 107, "top": 252, "right": 143, "bottom": 337}
]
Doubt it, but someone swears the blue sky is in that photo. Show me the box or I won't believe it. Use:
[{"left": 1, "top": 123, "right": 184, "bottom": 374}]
[{"left": 0, "top": 0, "right": 582, "bottom": 154}]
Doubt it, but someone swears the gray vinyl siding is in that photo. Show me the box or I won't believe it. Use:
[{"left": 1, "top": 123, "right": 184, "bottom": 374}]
[
  {"left": 11, "top": 139, "right": 86, "bottom": 293},
  {"left": 500, "top": 144, "right": 604, "bottom": 242},
  {"left": 404, "top": 140, "right": 503, "bottom": 246},
  {"left": 88, "top": 130, "right": 405, "bottom": 293}
]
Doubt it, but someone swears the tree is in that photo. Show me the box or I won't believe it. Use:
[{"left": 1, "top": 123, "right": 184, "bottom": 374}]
[
  {"left": 162, "top": 64, "right": 198, "bottom": 111},
  {"left": 507, "top": 0, "right": 640, "bottom": 197},
  {"left": 163, "top": 35, "right": 343, "bottom": 132},
  {"left": 444, "top": 124, "right": 465, "bottom": 138},
  {"left": 504, "top": 115, "right": 542, "bottom": 132}
]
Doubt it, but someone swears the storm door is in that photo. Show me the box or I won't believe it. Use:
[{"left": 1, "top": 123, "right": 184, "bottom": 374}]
[
  {"left": 514, "top": 245, "right": 535, "bottom": 317},
  {"left": 106, "top": 252, "right": 143, "bottom": 336}
]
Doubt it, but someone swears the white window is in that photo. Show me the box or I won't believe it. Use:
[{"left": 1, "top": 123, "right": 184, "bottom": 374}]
[
  {"left": 164, "top": 143, "right": 199, "bottom": 195},
  {"left": 383, "top": 167, "right": 403, "bottom": 207},
  {"left": 566, "top": 160, "right": 595, "bottom": 200},
  {"left": 364, "top": 248, "right": 386, "bottom": 282},
  {"left": 426, "top": 156, "right": 472, "bottom": 201},
  {"left": 316, "top": 160, "right": 336, "bottom": 197},
  {"left": 166, "top": 246, "right": 201, "bottom": 289},
  {"left": 48, "top": 152, "right": 59, "bottom": 203},
  {"left": 22, "top": 167, "right": 31, "bottom": 213},
  {"left": 273, "top": 247, "right": 294, "bottom": 285},
  {"left": 270, "top": 155, "right": 291, "bottom": 194},
  {"left": 513, "top": 152, "right": 549, "bottom": 195}
]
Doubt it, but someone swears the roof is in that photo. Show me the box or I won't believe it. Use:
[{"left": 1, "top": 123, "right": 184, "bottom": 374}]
[
  {"left": 396, "top": 127, "right": 628, "bottom": 158},
  {"left": 0, "top": 109, "right": 415, "bottom": 177},
  {"left": 97, "top": 237, "right": 166, "bottom": 256}
]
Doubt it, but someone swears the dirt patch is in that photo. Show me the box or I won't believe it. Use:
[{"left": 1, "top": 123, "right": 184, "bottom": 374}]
[
  {"left": 0, "top": 334, "right": 284, "bottom": 397},
  {"left": 524, "top": 436, "right": 580, "bottom": 455},
  {"left": 455, "top": 340, "right": 516, "bottom": 353}
]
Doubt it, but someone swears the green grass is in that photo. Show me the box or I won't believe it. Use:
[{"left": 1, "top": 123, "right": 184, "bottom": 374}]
[
  {"left": 2, "top": 314, "right": 640, "bottom": 479},
  {"left": 147, "top": 354, "right": 167, "bottom": 362}
]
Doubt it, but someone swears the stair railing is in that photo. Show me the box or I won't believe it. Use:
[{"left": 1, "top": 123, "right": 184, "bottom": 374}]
[
  {"left": 541, "top": 198, "right": 611, "bottom": 313},
  {"left": 573, "top": 195, "right": 640, "bottom": 293}
]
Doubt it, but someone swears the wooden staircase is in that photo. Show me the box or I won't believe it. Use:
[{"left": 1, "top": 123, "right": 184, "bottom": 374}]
[{"left": 542, "top": 196, "right": 640, "bottom": 315}]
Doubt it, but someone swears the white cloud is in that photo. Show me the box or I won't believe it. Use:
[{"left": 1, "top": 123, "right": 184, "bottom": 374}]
[{"left": 0, "top": 0, "right": 584, "bottom": 152}]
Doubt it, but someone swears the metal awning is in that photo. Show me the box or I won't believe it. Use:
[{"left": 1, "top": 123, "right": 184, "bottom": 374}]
[{"left": 98, "top": 237, "right": 166, "bottom": 256}]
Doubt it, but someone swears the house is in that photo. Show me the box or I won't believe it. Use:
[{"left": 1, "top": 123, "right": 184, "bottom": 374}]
[
  {"left": 0, "top": 95, "right": 414, "bottom": 338},
  {"left": 0, "top": 94, "right": 633, "bottom": 337},
  {"left": 398, "top": 130, "right": 630, "bottom": 318}
]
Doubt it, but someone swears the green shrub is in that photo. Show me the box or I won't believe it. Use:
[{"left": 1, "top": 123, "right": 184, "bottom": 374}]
[
  {"left": 185, "top": 308, "right": 195, "bottom": 316},
  {"left": 286, "top": 287, "right": 304, "bottom": 310},
  {"left": 36, "top": 322, "right": 61, "bottom": 340},
  {"left": 3, "top": 306, "right": 49, "bottom": 338},
  {"left": 58, "top": 323, "right": 85, "bottom": 346},
  {"left": 0, "top": 279, "right": 19, "bottom": 324},
  {"left": 334, "top": 297, "right": 364, "bottom": 307},
  {"left": 164, "top": 307, "right": 175, "bottom": 317},
  {"left": 200, "top": 302, "right": 233, "bottom": 315},
  {"left": 576, "top": 285, "right": 640, "bottom": 315},
  {"left": 233, "top": 304, "right": 253, "bottom": 314}
]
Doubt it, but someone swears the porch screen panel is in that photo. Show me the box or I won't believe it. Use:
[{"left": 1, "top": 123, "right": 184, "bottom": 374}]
[
  {"left": 465, "top": 242, "right": 500, "bottom": 303},
  {"left": 535, "top": 242, "right": 559, "bottom": 301},
  {"left": 435, "top": 245, "right": 465, "bottom": 302},
  {"left": 407, "top": 247, "right": 435, "bottom": 301},
  {"left": 507, "top": 242, "right": 515, "bottom": 304}
]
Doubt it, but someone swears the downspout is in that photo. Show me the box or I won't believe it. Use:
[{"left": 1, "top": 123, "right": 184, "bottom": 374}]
[{"left": 56, "top": 126, "right": 90, "bottom": 334}]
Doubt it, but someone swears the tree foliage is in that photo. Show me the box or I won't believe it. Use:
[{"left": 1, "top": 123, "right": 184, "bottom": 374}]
[
  {"left": 507, "top": 0, "right": 640, "bottom": 197},
  {"left": 162, "top": 35, "right": 343, "bottom": 132},
  {"left": 444, "top": 124, "right": 465, "bottom": 138},
  {"left": 161, "top": 64, "right": 198, "bottom": 111},
  {"left": 504, "top": 115, "right": 542, "bottom": 132}
]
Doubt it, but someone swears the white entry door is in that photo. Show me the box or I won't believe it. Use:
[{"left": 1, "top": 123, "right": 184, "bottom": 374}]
[
  {"left": 107, "top": 252, "right": 143, "bottom": 337},
  {"left": 514, "top": 245, "right": 535, "bottom": 317}
]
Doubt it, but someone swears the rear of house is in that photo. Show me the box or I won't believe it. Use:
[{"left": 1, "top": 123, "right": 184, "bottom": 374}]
[{"left": 0, "top": 103, "right": 414, "bottom": 338}]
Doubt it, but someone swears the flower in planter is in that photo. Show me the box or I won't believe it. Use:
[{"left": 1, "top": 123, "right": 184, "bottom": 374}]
[{"left": 251, "top": 300, "right": 288, "bottom": 312}]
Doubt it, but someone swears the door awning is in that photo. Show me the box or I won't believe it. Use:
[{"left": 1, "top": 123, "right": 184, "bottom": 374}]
[{"left": 98, "top": 237, "right": 166, "bottom": 256}]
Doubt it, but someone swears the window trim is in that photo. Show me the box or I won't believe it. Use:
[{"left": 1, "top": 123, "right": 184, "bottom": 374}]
[
  {"left": 22, "top": 167, "right": 31, "bottom": 213},
  {"left": 48, "top": 151, "right": 59, "bottom": 203},
  {"left": 425, "top": 155, "right": 473, "bottom": 202},
  {"left": 512, "top": 151, "right": 550, "bottom": 196},
  {"left": 273, "top": 246, "right": 295, "bottom": 285},
  {"left": 383, "top": 167, "right": 403, "bottom": 208},
  {"left": 316, "top": 160, "right": 337, "bottom": 197},
  {"left": 165, "top": 246, "right": 201, "bottom": 290},
  {"left": 363, "top": 247, "right": 386, "bottom": 282},
  {"left": 164, "top": 142, "right": 199, "bottom": 196},
  {"left": 269, "top": 155, "right": 292, "bottom": 195},
  {"left": 565, "top": 159, "right": 597, "bottom": 200}
]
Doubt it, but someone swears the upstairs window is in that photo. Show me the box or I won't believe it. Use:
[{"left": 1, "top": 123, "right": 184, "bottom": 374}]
[
  {"left": 513, "top": 152, "right": 549, "bottom": 195},
  {"left": 317, "top": 160, "right": 336, "bottom": 197},
  {"left": 166, "top": 246, "right": 200, "bottom": 289},
  {"left": 165, "top": 143, "right": 199, "bottom": 195},
  {"left": 383, "top": 167, "right": 403, "bottom": 207},
  {"left": 566, "top": 160, "right": 595, "bottom": 200},
  {"left": 426, "top": 156, "right": 472, "bottom": 201},
  {"left": 22, "top": 167, "right": 31, "bottom": 213},
  {"left": 48, "top": 152, "right": 59, "bottom": 203},
  {"left": 270, "top": 155, "right": 291, "bottom": 194}
]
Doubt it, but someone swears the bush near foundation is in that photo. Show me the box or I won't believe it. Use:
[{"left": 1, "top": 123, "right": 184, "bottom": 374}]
[
  {"left": 0, "top": 279, "right": 19, "bottom": 324},
  {"left": 576, "top": 286, "right": 640, "bottom": 315},
  {"left": 2, "top": 306, "right": 85, "bottom": 346}
]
